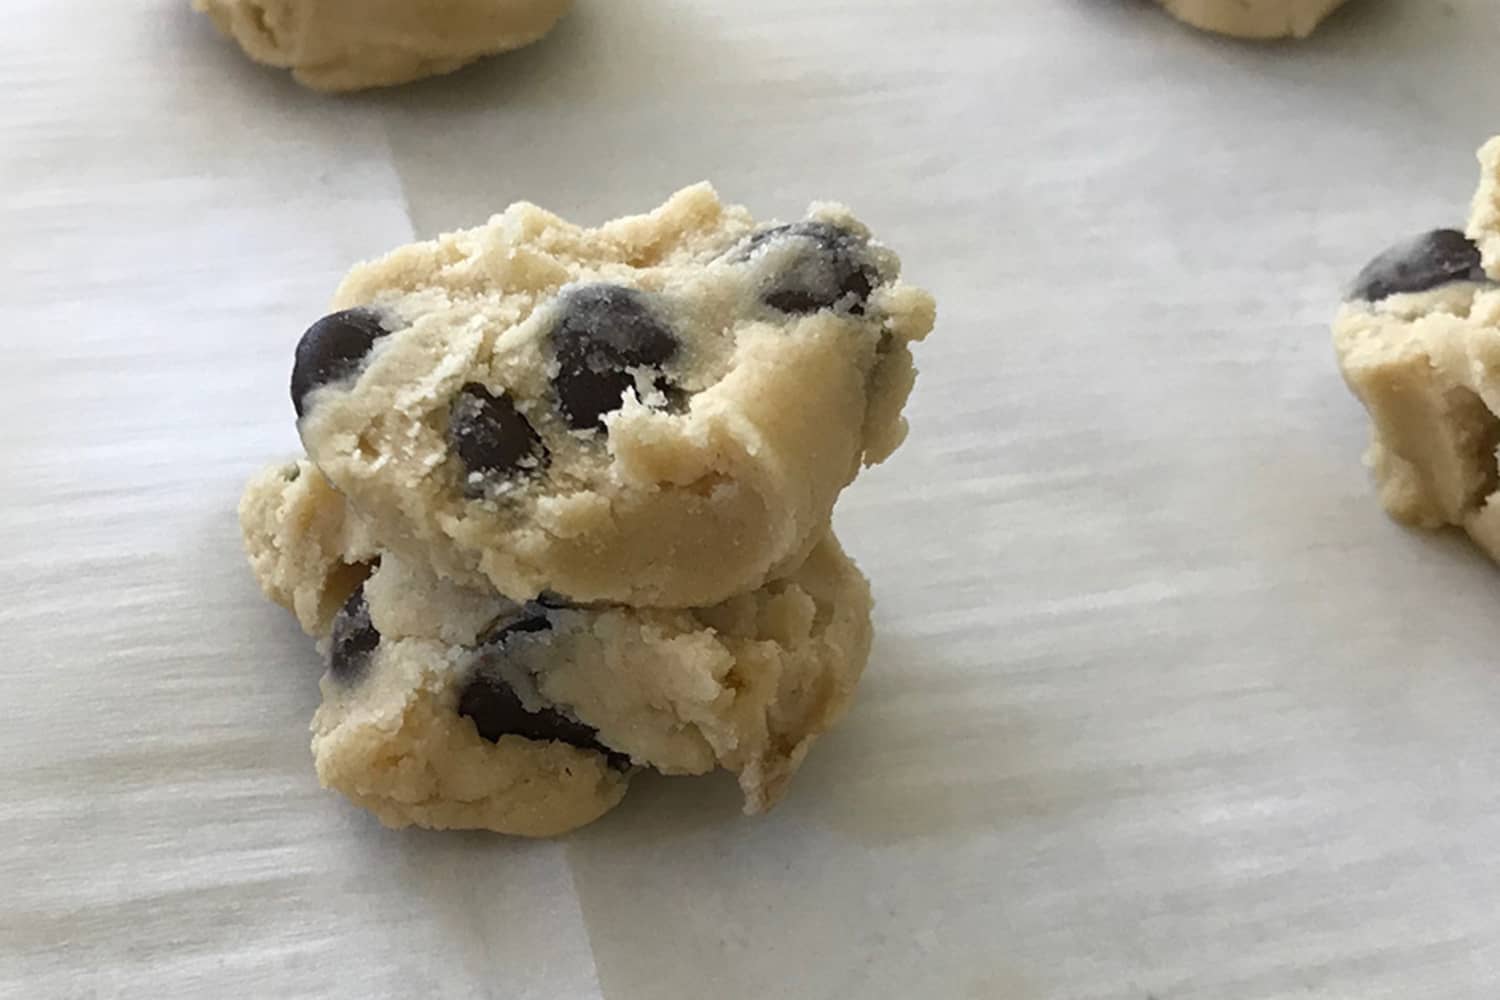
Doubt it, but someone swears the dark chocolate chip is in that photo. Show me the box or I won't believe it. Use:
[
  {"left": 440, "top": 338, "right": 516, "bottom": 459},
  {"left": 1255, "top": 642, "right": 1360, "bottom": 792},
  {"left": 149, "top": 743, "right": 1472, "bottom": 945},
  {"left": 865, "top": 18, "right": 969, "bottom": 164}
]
[
  {"left": 449, "top": 383, "right": 546, "bottom": 495},
  {"left": 328, "top": 584, "right": 379, "bottom": 684},
  {"left": 1348, "top": 229, "right": 1488, "bottom": 302},
  {"left": 658, "top": 382, "right": 693, "bottom": 415},
  {"left": 458, "top": 621, "right": 627, "bottom": 767},
  {"left": 736, "top": 222, "right": 876, "bottom": 316},
  {"left": 291, "top": 308, "right": 391, "bottom": 418},
  {"left": 458, "top": 673, "right": 609, "bottom": 751},
  {"left": 479, "top": 611, "right": 553, "bottom": 647},
  {"left": 551, "top": 285, "right": 680, "bottom": 431}
]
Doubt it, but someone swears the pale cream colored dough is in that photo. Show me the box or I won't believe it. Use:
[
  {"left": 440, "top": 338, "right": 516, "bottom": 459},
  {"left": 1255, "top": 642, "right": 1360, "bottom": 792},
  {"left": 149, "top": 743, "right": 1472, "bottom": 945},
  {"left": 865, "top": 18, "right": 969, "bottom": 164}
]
[
  {"left": 294, "top": 183, "right": 935, "bottom": 608},
  {"left": 1334, "top": 141, "right": 1500, "bottom": 563},
  {"left": 192, "top": 0, "right": 573, "bottom": 92},
  {"left": 238, "top": 460, "right": 379, "bottom": 634},
  {"left": 1156, "top": 0, "right": 1350, "bottom": 38},
  {"left": 240, "top": 460, "right": 874, "bottom": 835},
  {"left": 1469, "top": 138, "right": 1500, "bottom": 281}
]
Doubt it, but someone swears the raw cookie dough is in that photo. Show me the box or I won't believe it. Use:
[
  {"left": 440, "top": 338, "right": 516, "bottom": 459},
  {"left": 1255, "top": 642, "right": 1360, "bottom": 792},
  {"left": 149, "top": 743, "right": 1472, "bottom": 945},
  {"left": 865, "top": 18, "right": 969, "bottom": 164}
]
[
  {"left": 1156, "top": 0, "right": 1350, "bottom": 38},
  {"left": 191, "top": 0, "right": 572, "bottom": 92},
  {"left": 1333, "top": 142, "right": 1500, "bottom": 562},
  {"left": 292, "top": 183, "right": 935, "bottom": 608},
  {"left": 240, "top": 460, "right": 874, "bottom": 835},
  {"left": 239, "top": 459, "right": 379, "bottom": 635},
  {"left": 1470, "top": 138, "right": 1500, "bottom": 280}
]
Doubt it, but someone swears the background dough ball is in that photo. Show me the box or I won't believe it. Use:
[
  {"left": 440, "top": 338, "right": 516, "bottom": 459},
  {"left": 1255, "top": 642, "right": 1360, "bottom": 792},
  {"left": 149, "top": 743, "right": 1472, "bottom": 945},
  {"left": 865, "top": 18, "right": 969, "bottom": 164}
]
[
  {"left": 192, "top": 0, "right": 574, "bottom": 92},
  {"left": 1332, "top": 140, "right": 1500, "bottom": 567},
  {"left": 1156, "top": 0, "right": 1351, "bottom": 39}
]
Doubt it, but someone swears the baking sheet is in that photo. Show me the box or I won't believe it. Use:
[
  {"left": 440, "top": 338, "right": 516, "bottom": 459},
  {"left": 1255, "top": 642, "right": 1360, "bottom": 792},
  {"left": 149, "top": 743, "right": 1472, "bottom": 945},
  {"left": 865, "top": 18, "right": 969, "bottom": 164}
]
[{"left": 5, "top": 1, "right": 1500, "bottom": 997}]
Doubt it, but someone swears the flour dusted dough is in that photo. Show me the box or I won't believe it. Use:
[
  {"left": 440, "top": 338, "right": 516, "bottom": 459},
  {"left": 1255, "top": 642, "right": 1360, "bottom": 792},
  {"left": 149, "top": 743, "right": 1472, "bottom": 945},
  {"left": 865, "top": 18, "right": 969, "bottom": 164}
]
[
  {"left": 291, "top": 184, "right": 934, "bottom": 608},
  {"left": 240, "top": 460, "right": 874, "bottom": 835},
  {"left": 192, "top": 0, "right": 572, "bottom": 92},
  {"left": 1333, "top": 139, "right": 1500, "bottom": 563},
  {"left": 1157, "top": 0, "right": 1350, "bottom": 38}
]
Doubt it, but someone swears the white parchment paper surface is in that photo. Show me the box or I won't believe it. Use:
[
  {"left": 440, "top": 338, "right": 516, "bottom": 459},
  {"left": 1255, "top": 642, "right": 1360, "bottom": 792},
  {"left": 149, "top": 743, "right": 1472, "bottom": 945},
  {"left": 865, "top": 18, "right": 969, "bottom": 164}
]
[{"left": 4, "top": 2, "right": 1500, "bottom": 997}]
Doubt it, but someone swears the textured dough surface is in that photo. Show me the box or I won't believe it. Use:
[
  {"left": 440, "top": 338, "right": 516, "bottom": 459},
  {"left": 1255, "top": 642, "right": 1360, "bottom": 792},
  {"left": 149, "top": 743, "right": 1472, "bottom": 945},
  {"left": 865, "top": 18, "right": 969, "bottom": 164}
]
[
  {"left": 294, "top": 183, "right": 934, "bottom": 607},
  {"left": 191, "top": 0, "right": 572, "bottom": 92},
  {"left": 1469, "top": 137, "right": 1500, "bottom": 281},
  {"left": 238, "top": 460, "right": 379, "bottom": 635},
  {"left": 240, "top": 460, "right": 875, "bottom": 833},
  {"left": 313, "top": 627, "right": 631, "bottom": 837},
  {"left": 1335, "top": 288, "right": 1500, "bottom": 561},
  {"left": 1156, "top": 0, "right": 1350, "bottom": 38},
  {"left": 1334, "top": 141, "right": 1500, "bottom": 564}
]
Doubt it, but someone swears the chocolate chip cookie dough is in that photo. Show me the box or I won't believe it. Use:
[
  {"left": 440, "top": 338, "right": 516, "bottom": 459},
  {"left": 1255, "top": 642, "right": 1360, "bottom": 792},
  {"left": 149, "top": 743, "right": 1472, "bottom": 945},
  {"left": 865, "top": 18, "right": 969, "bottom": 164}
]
[
  {"left": 1333, "top": 139, "right": 1500, "bottom": 563},
  {"left": 292, "top": 184, "right": 935, "bottom": 608},
  {"left": 1156, "top": 0, "right": 1350, "bottom": 39},
  {"left": 191, "top": 0, "right": 572, "bottom": 92},
  {"left": 240, "top": 461, "right": 874, "bottom": 835}
]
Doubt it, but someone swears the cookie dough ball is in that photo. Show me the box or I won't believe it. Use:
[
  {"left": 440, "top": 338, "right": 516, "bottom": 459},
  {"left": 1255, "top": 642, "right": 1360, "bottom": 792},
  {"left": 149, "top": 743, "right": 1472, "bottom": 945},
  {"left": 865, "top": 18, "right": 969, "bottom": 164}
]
[
  {"left": 314, "top": 569, "right": 630, "bottom": 836},
  {"left": 240, "top": 462, "right": 875, "bottom": 835},
  {"left": 1156, "top": 0, "right": 1350, "bottom": 38},
  {"left": 291, "top": 183, "right": 935, "bottom": 608},
  {"left": 1334, "top": 221, "right": 1500, "bottom": 561},
  {"left": 191, "top": 0, "right": 573, "bottom": 92}
]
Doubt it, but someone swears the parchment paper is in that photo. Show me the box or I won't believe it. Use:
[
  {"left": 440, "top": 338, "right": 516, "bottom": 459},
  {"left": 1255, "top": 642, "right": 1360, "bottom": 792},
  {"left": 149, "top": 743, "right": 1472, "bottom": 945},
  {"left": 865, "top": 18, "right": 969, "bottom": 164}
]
[{"left": 4, "top": 1, "right": 1500, "bottom": 997}]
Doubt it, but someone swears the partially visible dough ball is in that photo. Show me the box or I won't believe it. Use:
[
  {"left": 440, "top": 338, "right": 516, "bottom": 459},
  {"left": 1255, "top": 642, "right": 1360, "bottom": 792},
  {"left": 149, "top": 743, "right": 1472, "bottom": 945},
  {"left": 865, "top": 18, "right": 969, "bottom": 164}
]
[
  {"left": 1156, "top": 0, "right": 1350, "bottom": 39},
  {"left": 192, "top": 0, "right": 573, "bottom": 92},
  {"left": 1332, "top": 141, "right": 1500, "bottom": 565}
]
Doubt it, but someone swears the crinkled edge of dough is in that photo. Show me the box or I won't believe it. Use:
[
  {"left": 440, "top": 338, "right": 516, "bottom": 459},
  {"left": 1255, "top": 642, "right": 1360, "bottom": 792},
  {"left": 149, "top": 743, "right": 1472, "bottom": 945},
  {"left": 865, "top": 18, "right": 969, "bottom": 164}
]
[
  {"left": 238, "top": 459, "right": 379, "bottom": 635},
  {"left": 1468, "top": 137, "right": 1500, "bottom": 283}
]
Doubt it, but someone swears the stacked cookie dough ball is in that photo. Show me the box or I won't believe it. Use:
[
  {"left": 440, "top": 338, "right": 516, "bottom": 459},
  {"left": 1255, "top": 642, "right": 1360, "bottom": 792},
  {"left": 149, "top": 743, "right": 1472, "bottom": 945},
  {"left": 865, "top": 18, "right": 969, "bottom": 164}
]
[
  {"left": 1333, "top": 139, "right": 1500, "bottom": 564},
  {"left": 239, "top": 184, "right": 936, "bottom": 835}
]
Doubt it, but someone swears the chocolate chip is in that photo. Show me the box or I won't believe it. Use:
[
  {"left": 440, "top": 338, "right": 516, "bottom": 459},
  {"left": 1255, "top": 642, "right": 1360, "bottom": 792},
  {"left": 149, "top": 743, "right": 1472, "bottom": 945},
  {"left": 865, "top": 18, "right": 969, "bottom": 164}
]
[
  {"left": 551, "top": 285, "right": 680, "bottom": 430},
  {"left": 457, "top": 612, "right": 628, "bottom": 767},
  {"left": 479, "top": 611, "right": 553, "bottom": 646},
  {"left": 457, "top": 673, "right": 605, "bottom": 750},
  {"left": 328, "top": 584, "right": 379, "bottom": 684},
  {"left": 291, "top": 308, "right": 391, "bottom": 418},
  {"left": 1348, "top": 229, "right": 1488, "bottom": 302},
  {"left": 449, "top": 383, "right": 546, "bottom": 495},
  {"left": 737, "top": 222, "right": 876, "bottom": 316}
]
